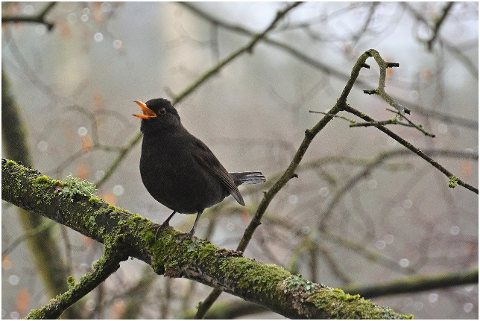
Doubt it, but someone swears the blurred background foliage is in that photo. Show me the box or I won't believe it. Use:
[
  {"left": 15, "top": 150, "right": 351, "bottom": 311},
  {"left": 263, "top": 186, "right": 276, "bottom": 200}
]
[{"left": 2, "top": 2, "right": 478, "bottom": 319}]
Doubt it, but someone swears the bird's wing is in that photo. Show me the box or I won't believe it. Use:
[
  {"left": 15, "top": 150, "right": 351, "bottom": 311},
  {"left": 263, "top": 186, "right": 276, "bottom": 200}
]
[{"left": 191, "top": 139, "right": 245, "bottom": 206}]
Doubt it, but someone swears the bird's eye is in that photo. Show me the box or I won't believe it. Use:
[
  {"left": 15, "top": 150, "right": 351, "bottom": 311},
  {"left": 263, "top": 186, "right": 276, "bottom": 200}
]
[{"left": 159, "top": 108, "right": 167, "bottom": 115}]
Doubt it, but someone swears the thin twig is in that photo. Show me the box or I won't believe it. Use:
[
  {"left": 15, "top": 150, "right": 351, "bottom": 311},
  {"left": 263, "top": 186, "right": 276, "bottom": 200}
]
[
  {"left": 309, "top": 110, "right": 357, "bottom": 125},
  {"left": 172, "top": 2, "right": 302, "bottom": 105},
  {"left": 426, "top": 2, "right": 454, "bottom": 50},
  {"left": 343, "top": 268, "right": 478, "bottom": 299},
  {"left": 350, "top": 108, "right": 436, "bottom": 138},
  {"left": 2, "top": 2, "right": 56, "bottom": 30},
  {"left": 319, "top": 150, "right": 393, "bottom": 229},
  {"left": 345, "top": 104, "right": 478, "bottom": 194},
  {"left": 363, "top": 52, "right": 410, "bottom": 114},
  {"left": 402, "top": 2, "right": 477, "bottom": 78},
  {"left": 2, "top": 221, "right": 56, "bottom": 256},
  {"left": 94, "top": 132, "right": 142, "bottom": 187},
  {"left": 386, "top": 108, "right": 435, "bottom": 137}
]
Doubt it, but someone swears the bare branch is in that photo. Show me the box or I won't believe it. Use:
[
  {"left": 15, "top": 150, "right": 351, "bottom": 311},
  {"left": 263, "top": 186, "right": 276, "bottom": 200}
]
[
  {"left": 344, "top": 104, "right": 478, "bottom": 194},
  {"left": 427, "top": 2, "right": 455, "bottom": 50},
  {"left": 350, "top": 108, "right": 436, "bottom": 138},
  {"left": 2, "top": 2, "right": 56, "bottom": 31},
  {"left": 172, "top": 2, "right": 302, "bottom": 105},
  {"left": 344, "top": 268, "right": 478, "bottom": 299},
  {"left": 362, "top": 52, "right": 410, "bottom": 115}
]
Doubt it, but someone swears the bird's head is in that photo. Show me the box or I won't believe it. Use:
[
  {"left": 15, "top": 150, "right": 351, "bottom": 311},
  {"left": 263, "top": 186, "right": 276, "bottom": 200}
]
[{"left": 133, "top": 98, "right": 181, "bottom": 133}]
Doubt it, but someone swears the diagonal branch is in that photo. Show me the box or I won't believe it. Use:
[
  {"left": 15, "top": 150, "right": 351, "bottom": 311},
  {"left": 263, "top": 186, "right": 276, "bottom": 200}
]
[
  {"left": 237, "top": 49, "right": 377, "bottom": 253},
  {"left": 350, "top": 108, "right": 436, "bottom": 138},
  {"left": 2, "top": 2, "right": 56, "bottom": 31},
  {"left": 426, "top": 2, "right": 455, "bottom": 50},
  {"left": 25, "top": 245, "right": 128, "bottom": 319},
  {"left": 344, "top": 268, "right": 478, "bottom": 299},
  {"left": 191, "top": 3, "right": 303, "bottom": 316},
  {"left": 344, "top": 104, "right": 478, "bottom": 194},
  {"left": 172, "top": 1, "right": 302, "bottom": 105}
]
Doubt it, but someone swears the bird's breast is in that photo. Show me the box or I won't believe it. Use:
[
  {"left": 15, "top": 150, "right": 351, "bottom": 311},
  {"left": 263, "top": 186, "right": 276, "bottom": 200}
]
[{"left": 139, "top": 136, "right": 228, "bottom": 213}]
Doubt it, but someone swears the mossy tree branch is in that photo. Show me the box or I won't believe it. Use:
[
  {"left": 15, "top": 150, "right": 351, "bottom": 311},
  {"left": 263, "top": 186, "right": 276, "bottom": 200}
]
[
  {"left": 186, "top": 266, "right": 479, "bottom": 319},
  {"left": 2, "top": 159, "right": 411, "bottom": 319}
]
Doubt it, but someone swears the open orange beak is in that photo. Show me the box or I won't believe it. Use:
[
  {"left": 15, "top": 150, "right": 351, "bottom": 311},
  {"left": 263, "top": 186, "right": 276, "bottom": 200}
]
[{"left": 133, "top": 100, "right": 157, "bottom": 119}]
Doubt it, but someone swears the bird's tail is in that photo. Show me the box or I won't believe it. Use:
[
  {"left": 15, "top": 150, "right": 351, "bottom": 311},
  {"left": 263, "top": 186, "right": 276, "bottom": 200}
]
[{"left": 230, "top": 171, "right": 266, "bottom": 186}]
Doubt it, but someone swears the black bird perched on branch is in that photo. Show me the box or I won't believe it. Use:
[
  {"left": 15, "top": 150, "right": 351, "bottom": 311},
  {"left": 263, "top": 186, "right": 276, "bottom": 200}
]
[{"left": 133, "top": 98, "right": 266, "bottom": 238}]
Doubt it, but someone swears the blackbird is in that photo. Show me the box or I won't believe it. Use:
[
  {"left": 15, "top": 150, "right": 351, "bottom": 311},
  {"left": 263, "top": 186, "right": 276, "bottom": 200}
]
[{"left": 133, "top": 98, "right": 266, "bottom": 238}]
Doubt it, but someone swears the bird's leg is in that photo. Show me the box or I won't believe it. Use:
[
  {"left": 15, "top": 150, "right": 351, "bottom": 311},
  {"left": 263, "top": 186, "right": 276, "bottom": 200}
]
[
  {"left": 152, "top": 211, "right": 176, "bottom": 240},
  {"left": 178, "top": 211, "right": 203, "bottom": 240},
  {"left": 188, "top": 211, "right": 203, "bottom": 237},
  {"left": 162, "top": 211, "right": 177, "bottom": 227}
]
